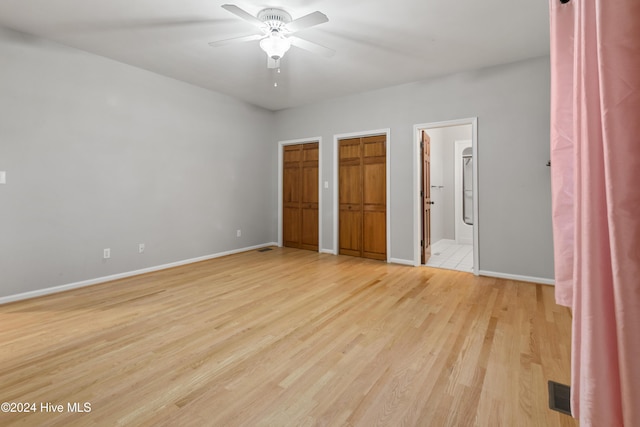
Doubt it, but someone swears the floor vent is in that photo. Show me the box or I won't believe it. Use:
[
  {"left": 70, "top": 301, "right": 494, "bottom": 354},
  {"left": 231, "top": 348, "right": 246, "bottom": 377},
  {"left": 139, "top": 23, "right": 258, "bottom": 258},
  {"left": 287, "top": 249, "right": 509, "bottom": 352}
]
[
  {"left": 257, "top": 247, "right": 273, "bottom": 252},
  {"left": 548, "top": 381, "right": 572, "bottom": 416}
]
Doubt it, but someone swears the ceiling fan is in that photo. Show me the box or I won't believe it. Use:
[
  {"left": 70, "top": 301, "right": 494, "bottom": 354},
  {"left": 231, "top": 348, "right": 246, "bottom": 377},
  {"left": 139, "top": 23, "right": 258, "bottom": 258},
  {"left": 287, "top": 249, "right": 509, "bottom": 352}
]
[{"left": 209, "top": 4, "right": 334, "bottom": 69}]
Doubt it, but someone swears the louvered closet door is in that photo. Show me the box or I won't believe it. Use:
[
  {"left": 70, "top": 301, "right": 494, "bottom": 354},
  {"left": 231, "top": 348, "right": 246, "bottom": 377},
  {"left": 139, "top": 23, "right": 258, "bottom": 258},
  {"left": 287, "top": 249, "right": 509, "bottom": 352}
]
[
  {"left": 283, "top": 143, "right": 319, "bottom": 251},
  {"left": 339, "top": 135, "right": 386, "bottom": 260}
]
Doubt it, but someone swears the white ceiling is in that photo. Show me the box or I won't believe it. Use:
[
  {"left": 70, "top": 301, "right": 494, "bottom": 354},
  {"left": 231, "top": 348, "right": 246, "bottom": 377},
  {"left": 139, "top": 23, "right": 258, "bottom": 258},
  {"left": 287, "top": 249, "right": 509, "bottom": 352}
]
[{"left": 0, "top": 0, "right": 550, "bottom": 111}]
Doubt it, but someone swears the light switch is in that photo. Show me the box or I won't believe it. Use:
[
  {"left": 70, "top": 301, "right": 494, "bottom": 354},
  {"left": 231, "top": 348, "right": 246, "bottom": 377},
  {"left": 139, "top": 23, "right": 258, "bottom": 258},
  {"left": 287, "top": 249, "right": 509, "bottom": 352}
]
[
  {"left": 324, "top": 181, "right": 329, "bottom": 189},
  {"left": 0, "top": 171, "right": 5, "bottom": 184}
]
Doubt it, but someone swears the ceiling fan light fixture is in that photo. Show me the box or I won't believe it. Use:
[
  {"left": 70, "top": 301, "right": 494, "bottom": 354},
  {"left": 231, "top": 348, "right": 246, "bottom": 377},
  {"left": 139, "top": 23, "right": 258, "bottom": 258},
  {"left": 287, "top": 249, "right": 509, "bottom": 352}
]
[{"left": 260, "top": 33, "right": 291, "bottom": 60}]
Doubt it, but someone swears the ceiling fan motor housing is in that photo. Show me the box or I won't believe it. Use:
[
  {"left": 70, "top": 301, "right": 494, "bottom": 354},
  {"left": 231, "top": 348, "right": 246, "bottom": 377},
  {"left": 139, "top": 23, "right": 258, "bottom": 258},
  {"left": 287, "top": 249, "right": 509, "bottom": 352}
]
[{"left": 257, "top": 8, "right": 292, "bottom": 32}]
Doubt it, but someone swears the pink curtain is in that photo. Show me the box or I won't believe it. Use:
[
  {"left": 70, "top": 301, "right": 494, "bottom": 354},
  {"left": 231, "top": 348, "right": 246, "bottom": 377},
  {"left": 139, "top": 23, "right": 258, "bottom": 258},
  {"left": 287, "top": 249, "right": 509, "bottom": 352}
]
[{"left": 549, "top": 0, "right": 640, "bottom": 425}]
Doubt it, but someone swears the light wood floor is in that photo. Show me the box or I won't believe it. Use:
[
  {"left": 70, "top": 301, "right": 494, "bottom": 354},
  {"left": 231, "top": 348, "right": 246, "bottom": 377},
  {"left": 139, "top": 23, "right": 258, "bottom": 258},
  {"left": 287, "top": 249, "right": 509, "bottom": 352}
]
[{"left": 0, "top": 248, "right": 576, "bottom": 426}]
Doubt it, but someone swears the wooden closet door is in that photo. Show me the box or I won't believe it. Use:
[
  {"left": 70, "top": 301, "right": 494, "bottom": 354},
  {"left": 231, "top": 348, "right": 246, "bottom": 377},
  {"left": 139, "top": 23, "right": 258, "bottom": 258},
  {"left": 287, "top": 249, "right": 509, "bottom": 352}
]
[
  {"left": 283, "top": 143, "right": 318, "bottom": 251},
  {"left": 300, "top": 143, "right": 319, "bottom": 251},
  {"left": 339, "top": 138, "right": 363, "bottom": 257},
  {"left": 338, "top": 135, "right": 386, "bottom": 260},
  {"left": 362, "top": 135, "right": 386, "bottom": 260},
  {"left": 283, "top": 145, "right": 302, "bottom": 248}
]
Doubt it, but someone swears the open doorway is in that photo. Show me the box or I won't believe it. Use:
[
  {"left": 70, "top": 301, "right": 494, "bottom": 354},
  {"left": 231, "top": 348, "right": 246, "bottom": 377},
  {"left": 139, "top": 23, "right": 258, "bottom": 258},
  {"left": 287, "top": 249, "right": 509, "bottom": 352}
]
[{"left": 413, "top": 118, "right": 479, "bottom": 274}]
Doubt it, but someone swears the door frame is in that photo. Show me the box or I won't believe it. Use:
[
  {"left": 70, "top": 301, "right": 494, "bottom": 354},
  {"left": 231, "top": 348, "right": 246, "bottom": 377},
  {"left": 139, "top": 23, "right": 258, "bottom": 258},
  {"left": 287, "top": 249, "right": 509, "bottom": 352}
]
[
  {"left": 333, "top": 128, "right": 391, "bottom": 261},
  {"left": 412, "top": 118, "right": 479, "bottom": 273},
  {"left": 278, "top": 137, "right": 323, "bottom": 251}
]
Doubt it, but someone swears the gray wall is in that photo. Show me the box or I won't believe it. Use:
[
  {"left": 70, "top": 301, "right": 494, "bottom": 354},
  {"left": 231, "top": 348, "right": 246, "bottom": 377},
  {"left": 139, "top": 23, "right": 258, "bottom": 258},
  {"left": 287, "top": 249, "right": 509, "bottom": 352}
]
[
  {"left": 274, "top": 56, "right": 554, "bottom": 279},
  {"left": 0, "top": 23, "right": 554, "bottom": 300},
  {"left": 0, "top": 26, "right": 277, "bottom": 298}
]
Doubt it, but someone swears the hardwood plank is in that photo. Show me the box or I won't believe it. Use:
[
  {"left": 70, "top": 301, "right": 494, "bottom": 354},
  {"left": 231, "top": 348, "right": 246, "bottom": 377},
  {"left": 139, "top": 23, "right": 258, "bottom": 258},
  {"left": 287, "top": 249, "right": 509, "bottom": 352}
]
[{"left": 0, "top": 248, "right": 575, "bottom": 426}]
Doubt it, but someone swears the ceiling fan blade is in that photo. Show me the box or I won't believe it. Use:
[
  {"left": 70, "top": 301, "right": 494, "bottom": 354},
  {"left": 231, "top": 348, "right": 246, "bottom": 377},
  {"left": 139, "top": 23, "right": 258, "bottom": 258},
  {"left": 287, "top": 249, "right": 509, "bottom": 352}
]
[
  {"left": 54, "top": 18, "right": 236, "bottom": 33},
  {"left": 221, "top": 4, "right": 264, "bottom": 28},
  {"left": 289, "top": 36, "right": 335, "bottom": 57},
  {"left": 208, "top": 33, "right": 263, "bottom": 47},
  {"left": 267, "top": 57, "right": 281, "bottom": 69},
  {"left": 286, "top": 11, "right": 328, "bottom": 33}
]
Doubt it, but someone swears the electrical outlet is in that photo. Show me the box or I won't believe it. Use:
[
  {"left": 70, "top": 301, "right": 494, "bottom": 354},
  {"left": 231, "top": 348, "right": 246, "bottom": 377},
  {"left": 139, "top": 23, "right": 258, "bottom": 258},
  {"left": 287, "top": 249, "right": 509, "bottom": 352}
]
[
  {"left": 0, "top": 171, "right": 6, "bottom": 184},
  {"left": 236, "top": 229, "right": 241, "bottom": 237},
  {"left": 103, "top": 248, "right": 111, "bottom": 259},
  {"left": 138, "top": 243, "right": 145, "bottom": 253}
]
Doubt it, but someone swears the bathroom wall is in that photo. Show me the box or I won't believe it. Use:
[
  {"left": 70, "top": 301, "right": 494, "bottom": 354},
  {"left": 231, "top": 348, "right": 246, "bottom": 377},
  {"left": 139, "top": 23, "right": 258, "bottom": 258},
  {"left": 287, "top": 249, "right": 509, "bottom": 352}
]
[{"left": 426, "top": 124, "right": 472, "bottom": 244}]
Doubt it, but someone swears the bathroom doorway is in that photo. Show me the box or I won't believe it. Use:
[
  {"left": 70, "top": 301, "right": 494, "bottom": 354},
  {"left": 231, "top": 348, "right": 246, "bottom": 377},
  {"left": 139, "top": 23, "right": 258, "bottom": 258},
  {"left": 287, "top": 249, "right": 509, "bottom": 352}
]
[{"left": 413, "top": 118, "right": 478, "bottom": 274}]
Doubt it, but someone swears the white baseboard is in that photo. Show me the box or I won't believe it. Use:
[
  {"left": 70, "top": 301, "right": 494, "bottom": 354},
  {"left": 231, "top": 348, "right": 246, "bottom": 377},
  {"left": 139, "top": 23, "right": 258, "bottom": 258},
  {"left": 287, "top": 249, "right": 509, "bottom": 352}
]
[
  {"left": 478, "top": 270, "right": 555, "bottom": 286},
  {"left": 0, "top": 242, "right": 278, "bottom": 306},
  {"left": 389, "top": 258, "right": 415, "bottom": 266}
]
